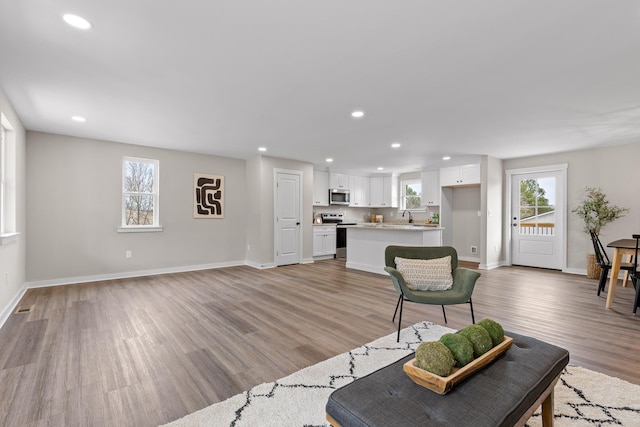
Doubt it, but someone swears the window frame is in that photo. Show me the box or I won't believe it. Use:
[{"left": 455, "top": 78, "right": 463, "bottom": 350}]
[
  {"left": 0, "top": 113, "right": 19, "bottom": 245},
  {"left": 0, "top": 123, "right": 5, "bottom": 235},
  {"left": 400, "top": 178, "right": 422, "bottom": 211},
  {"left": 118, "top": 156, "right": 162, "bottom": 232}
]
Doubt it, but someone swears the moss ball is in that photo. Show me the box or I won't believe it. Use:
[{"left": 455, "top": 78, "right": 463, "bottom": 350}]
[
  {"left": 458, "top": 325, "right": 493, "bottom": 357},
  {"left": 415, "top": 341, "right": 455, "bottom": 377},
  {"left": 477, "top": 318, "right": 505, "bottom": 347},
  {"left": 439, "top": 333, "right": 474, "bottom": 367}
]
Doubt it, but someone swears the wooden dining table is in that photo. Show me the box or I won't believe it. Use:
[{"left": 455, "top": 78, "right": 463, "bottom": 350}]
[{"left": 605, "top": 239, "right": 637, "bottom": 309}]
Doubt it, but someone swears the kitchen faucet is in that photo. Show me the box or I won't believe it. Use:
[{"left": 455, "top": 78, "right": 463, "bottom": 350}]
[{"left": 402, "top": 210, "right": 413, "bottom": 223}]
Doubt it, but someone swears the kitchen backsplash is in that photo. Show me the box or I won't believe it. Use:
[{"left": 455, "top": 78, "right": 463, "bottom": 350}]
[{"left": 313, "top": 205, "right": 437, "bottom": 224}]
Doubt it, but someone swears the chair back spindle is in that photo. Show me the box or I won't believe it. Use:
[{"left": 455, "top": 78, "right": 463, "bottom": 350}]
[{"left": 590, "top": 231, "right": 610, "bottom": 266}]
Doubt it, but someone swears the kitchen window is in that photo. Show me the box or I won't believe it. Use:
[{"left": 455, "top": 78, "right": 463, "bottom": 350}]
[
  {"left": 118, "top": 157, "right": 162, "bottom": 232},
  {"left": 400, "top": 179, "right": 422, "bottom": 210}
]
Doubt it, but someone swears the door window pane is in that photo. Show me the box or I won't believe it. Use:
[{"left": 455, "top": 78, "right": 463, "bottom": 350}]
[{"left": 519, "top": 178, "right": 555, "bottom": 236}]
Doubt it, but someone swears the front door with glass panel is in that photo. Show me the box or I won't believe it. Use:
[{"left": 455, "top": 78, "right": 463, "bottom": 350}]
[{"left": 511, "top": 171, "right": 564, "bottom": 269}]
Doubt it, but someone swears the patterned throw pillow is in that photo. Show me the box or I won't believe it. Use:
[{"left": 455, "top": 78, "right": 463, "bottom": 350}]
[{"left": 394, "top": 256, "right": 453, "bottom": 291}]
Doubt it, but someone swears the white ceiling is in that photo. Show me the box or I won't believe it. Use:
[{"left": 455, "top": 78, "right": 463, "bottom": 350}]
[{"left": 1, "top": 1, "right": 640, "bottom": 175}]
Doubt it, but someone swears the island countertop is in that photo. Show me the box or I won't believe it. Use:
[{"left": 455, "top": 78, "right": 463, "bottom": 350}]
[{"left": 341, "top": 223, "right": 443, "bottom": 231}]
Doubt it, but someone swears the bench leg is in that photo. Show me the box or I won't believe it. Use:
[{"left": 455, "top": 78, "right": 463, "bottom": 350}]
[{"left": 541, "top": 388, "right": 554, "bottom": 427}]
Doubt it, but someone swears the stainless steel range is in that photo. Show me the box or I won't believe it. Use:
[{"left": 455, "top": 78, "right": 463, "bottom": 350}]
[{"left": 321, "top": 213, "right": 357, "bottom": 258}]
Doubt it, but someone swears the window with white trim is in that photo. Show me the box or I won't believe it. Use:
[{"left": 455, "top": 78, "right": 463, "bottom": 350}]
[
  {"left": 400, "top": 179, "right": 422, "bottom": 210},
  {"left": 0, "top": 113, "right": 18, "bottom": 244},
  {"left": 1, "top": 124, "right": 6, "bottom": 234},
  {"left": 121, "top": 157, "right": 160, "bottom": 230}
]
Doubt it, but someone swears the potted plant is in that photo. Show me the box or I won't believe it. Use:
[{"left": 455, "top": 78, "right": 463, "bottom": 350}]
[{"left": 572, "top": 187, "right": 628, "bottom": 278}]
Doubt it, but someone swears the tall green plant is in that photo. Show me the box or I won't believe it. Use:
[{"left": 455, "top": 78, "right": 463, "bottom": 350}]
[{"left": 572, "top": 187, "right": 628, "bottom": 235}]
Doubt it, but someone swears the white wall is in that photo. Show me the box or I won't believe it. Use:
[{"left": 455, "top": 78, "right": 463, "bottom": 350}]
[
  {"left": 26, "top": 132, "right": 247, "bottom": 283},
  {"left": 245, "top": 155, "right": 314, "bottom": 266},
  {"left": 0, "top": 88, "right": 27, "bottom": 322},
  {"left": 452, "top": 187, "right": 481, "bottom": 261},
  {"left": 503, "top": 142, "right": 640, "bottom": 271},
  {"left": 482, "top": 156, "right": 503, "bottom": 268}
]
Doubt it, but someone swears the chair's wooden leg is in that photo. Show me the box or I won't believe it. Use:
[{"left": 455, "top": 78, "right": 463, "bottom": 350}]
[
  {"left": 441, "top": 305, "right": 447, "bottom": 324},
  {"left": 469, "top": 298, "right": 475, "bottom": 324},
  {"left": 396, "top": 298, "right": 404, "bottom": 342},
  {"left": 392, "top": 294, "right": 402, "bottom": 322}
]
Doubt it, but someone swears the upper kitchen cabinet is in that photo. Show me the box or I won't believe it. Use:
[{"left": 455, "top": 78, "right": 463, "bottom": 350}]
[
  {"left": 440, "top": 164, "right": 480, "bottom": 187},
  {"left": 420, "top": 171, "right": 440, "bottom": 206},
  {"left": 349, "top": 175, "right": 370, "bottom": 207},
  {"left": 313, "top": 170, "right": 329, "bottom": 206},
  {"left": 329, "top": 172, "right": 349, "bottom": 189},
  {"left": 369, "top": 175, "right": 398, "bottom": 208}
]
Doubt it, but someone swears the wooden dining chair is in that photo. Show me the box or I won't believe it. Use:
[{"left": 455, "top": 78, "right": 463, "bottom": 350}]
[{"left": 630, "top": 234, "right": 640, "bottom": 315}]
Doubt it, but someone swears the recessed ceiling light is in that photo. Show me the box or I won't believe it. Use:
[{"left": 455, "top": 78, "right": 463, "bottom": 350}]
[
  {"left": 71, "top": 116, "right": 86, "bottom": 122},
  {"left": 63, "top": 14, "right": 92, "bottom": 30},
  {"left": 442, "top": 156, "right": 451, "bottom": 161},
  {"left": 326, "top": 158, "right": 334, "bottom": 163},
  {"left": 258, "top": 147, "right": 267, "bottom": 152},
  {"left": 377, "top": 167, "right": 384, "bottom": 171},
  {"left": 351, "top": 110, "right": 364, "bottom": 118},
  {"left": 391, "top": 142, "right": 401, "bottom": 148}
]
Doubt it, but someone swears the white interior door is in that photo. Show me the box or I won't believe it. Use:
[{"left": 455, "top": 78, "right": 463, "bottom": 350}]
[
  {"left": 510, "top": 170, "right": 565, "bottom": 269},
  {"left": 275, "top": 170, "right": 302, "bottom": 266}
]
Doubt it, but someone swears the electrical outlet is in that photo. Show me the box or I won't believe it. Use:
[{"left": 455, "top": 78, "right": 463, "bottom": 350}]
[
  {"left": 471, "top": 246, "right": 478, "bottom": 254},
  {"left": 125, "top": 250, "right": 132, "bottom": 259}
]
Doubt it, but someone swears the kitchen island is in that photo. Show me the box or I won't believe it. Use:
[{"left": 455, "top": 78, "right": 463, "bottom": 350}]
[{"left": 344, "top": 224, "right": 443, "bottom": 275}]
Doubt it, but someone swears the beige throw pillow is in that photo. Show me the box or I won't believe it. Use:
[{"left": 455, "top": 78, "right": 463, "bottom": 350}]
[{"left": 394, "top": 256, "right": 453, "bottom": 291}]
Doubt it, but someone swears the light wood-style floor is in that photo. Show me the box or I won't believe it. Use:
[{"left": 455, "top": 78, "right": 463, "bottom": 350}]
[{"left": 1, "top": 260, "right": 639, "bottom": 426}]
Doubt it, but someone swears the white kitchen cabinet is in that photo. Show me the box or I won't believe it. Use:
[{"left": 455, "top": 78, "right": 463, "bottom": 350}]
[
  {"left": 369, "top": 175, "right": 398, "bottom": 208},
  {"left": 313, "top": 225, "right": 336, "bottom": 256},
  {"left": 440, "top": 164, "right": 480, "bottom": 187},
  {"left": 349, "top": 175, "right": 369, "bottom": 207},
  {"left": 313, "top": 170, "right": 329, "bottom": 206},
  {"left": 420, "top": 171, "right": 440, "bottom": 206},
  {"left": 329, "top": 172, "right": 350, "bottom": 189}
]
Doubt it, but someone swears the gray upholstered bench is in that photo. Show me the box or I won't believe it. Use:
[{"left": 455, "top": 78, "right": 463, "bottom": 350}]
[{"left": 326, "top": 331, "right": 569, "bottom": 427}]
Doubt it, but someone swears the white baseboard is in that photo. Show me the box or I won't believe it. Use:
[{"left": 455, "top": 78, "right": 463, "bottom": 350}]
[
  {"left": 245, "top": 261, "right": 276, "bottom": 269},
  {"left": 479, "top": 261, "right": 504, "bottom": 270},
  {"left": 24, "top": 260, "right": 247, "bottom": 289},
  {"left": 0, "top": 283, "right": 28, "bottom": 329},
  {"left": 563, "top": 268, "right": 586, "bottom": 275}
]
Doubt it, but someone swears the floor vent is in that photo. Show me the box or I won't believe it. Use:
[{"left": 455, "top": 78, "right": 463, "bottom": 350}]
[{"left": 15, "top": 305, "right": 33, "bottom": 314}]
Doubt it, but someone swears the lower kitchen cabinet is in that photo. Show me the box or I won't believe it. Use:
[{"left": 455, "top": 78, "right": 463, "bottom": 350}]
[{"left": 313, "top": 225, "right": 337, "bottom": 256}]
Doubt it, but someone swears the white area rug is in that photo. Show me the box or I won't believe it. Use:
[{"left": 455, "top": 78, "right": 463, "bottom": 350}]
[{"left": 162, "top": 321, "right": 640, "bottom": 427}]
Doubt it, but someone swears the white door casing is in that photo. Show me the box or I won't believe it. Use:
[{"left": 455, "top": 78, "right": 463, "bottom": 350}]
[
  {"left": 274, "top": 169, "right": 302, "bottom": 266},
  {"left": 506, "top": 165, "right": 567, "bottom": 270}
]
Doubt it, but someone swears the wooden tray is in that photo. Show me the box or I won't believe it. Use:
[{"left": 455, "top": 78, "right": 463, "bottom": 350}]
[{"left": 403, "top": 335, "right": 513, "bottom": 394}]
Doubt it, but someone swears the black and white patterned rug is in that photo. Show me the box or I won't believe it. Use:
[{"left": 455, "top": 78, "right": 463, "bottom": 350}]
[{"left": 163, "top": 322, "right": 640, "bottom": 426}]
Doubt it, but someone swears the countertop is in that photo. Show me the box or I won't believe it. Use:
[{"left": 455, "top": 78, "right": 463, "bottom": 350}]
[
  {"left": 313, "top": 222, "right": 442, "bottom": 230},
  {"left": 342, "top": 223, "right": 443, "bottom": 231}
]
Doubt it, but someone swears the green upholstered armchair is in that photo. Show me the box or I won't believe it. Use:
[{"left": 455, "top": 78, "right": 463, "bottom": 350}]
[{"left": 384, "top": 245, "right": 481, "bottom": 342}]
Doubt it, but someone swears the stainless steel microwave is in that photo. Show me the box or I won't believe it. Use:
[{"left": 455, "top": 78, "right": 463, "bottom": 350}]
[{"left": 329, "top": 188, "right": 350, "bottom": 205}]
